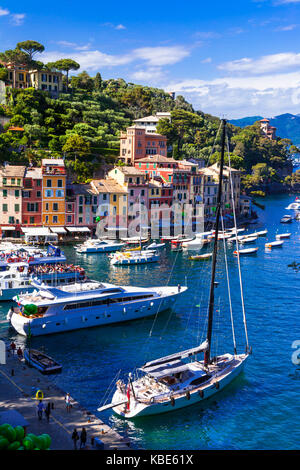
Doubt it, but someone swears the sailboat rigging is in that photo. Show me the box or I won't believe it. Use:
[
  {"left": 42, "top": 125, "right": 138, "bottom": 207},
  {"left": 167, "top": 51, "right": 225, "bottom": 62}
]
[{"left": 98, "top": 119, "right": 251, "bottom": 418}]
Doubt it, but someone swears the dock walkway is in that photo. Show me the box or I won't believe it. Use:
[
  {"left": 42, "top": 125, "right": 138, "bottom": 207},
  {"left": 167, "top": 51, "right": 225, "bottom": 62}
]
[{"left": 0, "top": 351, "right": 131, "bottom": 450}]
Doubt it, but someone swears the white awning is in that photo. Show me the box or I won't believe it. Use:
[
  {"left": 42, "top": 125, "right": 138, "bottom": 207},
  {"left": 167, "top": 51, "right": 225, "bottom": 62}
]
[
  {"left": 21, "top": 227, "right": 51, "bottom": 236},
  {"left": 66, "top": 227, "right": 90, "bottom": 233},
  {"left": 1, "top": 226, "right": 16, "bottom": 231},
  {"left": 50, "top": 227, "right": 66, "bottom": 234}
]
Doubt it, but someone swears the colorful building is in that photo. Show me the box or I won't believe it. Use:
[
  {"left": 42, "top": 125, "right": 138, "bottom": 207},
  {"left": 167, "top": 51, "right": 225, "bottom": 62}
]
[
  {"left": 91, "top": 178, "right": 128, "bottom": 235},
  {"left": 0, "top": 165, "right": 25, "bottom": 238},
  {"left": 120, "top": 126, "right": 167, "bottom": 165},
  {"left": 260, "top": 118, "right": 276, "bottom": 140},
  {"left": 29, "top": 68, "right": 63, "bottom": 97},
  {"left": 41, "top": 158, "right": 66, "bottom": 227},
  {"left": 22, "top": 167, "right": 42, "bottom": 226}
]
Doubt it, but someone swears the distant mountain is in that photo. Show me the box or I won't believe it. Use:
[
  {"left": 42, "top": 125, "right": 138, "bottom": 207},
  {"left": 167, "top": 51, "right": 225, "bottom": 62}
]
[
  {"left": 229, "top": 113, "right": 300, "bottom": 147},
  {"left": 229, "top": 116, "right": 263, "bottom": 128}
]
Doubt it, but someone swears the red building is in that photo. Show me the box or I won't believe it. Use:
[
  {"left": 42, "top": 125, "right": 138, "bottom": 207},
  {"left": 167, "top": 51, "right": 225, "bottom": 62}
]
[
  {"left": 21, "top": 167, "right": 42, "bottom": 226},
  {"left": 120, "top": 127, "right": 167, "bottom": 165}
]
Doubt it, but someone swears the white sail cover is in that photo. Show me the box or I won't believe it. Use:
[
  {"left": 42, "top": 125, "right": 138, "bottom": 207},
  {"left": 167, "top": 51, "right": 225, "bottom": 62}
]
[{"left": 141, "top": 340, "right": 209, "bottom": 371}]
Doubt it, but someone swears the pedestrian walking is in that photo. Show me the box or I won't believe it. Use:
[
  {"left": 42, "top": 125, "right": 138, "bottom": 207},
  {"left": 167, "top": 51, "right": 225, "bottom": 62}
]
[
  {"left": 65, "top": 392, "right": 71, "bottom": 412},
  {"left": 37, "top": 401, "right": 45, "bottom": 420},
  {"left": 17, "top": 347, "right": 23, "bottom": 360},
  {"left": 80, "top": 427, "right": 87, "bottom": 449},
  {"left": 10, "top": 341, "right": 16, "bottom": 355},
  {"left": 45, "top": 402, "right": 51, "bottom": 423},
  {"left": 72, "top": 428, "right": 79, "bottom": 450}
]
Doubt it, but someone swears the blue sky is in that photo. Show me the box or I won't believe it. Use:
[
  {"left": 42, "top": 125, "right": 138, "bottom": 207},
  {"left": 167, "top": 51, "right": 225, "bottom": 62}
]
[{"left": 1, "top": 0, "right": 300, "bottom": 118}]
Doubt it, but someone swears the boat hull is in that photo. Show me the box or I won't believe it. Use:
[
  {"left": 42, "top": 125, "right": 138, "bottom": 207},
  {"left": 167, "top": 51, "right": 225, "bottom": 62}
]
[
  {"left": 8, "top": 287, "right": 186, "bottom": 337},
  {"left": 113, "top": 354, "right": 248, "bottom": 418}
]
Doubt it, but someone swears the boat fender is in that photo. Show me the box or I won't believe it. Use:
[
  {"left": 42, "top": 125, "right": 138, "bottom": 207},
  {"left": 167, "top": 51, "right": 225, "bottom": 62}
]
[
  {"left": 198, "top": 390, "right": 204, "bottom": 398},
  {"left": 150, "top": 397, "right": 155, "bottom": 404},
  {"left": 170, "top": 396, "right": 175, "bottom": 407},
  {"left": 215, "top": 382, "right": 219, "bottom": 389},
  {"left": 186, "top": 391, "right": 191, "bottom": 400},
  {"left": 31, "top": 389, "right": 44, "bottom": 401}
]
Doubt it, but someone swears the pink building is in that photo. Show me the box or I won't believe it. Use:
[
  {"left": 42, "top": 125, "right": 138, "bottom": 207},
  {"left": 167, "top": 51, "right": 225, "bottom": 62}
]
[
  {"left": 22, "top": 167, "right": 42, "bottom": 227},
  {"left": 120, "top": 126, "right": 167, "bottom": 165}
]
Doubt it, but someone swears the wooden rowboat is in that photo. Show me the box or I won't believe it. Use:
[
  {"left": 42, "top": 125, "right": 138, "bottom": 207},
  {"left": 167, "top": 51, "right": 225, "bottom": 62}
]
[{"left": 24, "top": 348, "right": 62, "bottom": 374}]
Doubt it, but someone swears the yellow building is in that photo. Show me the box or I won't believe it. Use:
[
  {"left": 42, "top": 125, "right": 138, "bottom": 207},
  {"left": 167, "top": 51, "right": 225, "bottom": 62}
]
[
  {"left": 5, "top": 64, "right": 30, "bottom": 89},
  {"left": 91, "top": 178, "right": 128, "bottom": 233},
  {"left": 42, "top": 158, "right": 66, "bottom": 227},
  {"left": 29, "top": 68, "right": 63, "bottom": 97}
]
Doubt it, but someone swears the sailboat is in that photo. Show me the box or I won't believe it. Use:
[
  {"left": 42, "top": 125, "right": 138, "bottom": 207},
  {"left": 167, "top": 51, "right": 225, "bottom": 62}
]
[{"left": 98, "top": 119, "right": 251, "bottom": 418}]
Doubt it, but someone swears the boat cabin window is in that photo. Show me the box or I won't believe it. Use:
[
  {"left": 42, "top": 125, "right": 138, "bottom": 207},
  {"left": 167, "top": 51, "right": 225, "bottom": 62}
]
[
  {"left": 63, "top": 293, "right": 154, "bottom": 310},
  {"left": 190, "top": 374, "right": 211, "bottom": 386}
]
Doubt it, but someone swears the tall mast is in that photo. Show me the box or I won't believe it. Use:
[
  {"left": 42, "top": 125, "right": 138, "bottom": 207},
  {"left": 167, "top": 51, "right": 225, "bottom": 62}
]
[{"left": 204, "top": 118, "right": 226, "bottom": 365}]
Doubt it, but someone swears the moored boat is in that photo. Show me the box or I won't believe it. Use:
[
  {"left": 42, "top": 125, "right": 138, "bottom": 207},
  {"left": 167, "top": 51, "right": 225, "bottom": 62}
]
[
  {"left": 7, "top": 280, "right": 187, "bottom": 337},
  {"left": 24, "top": 348, "right": 62, "bottom": 374},
  {"left": 234, "top": 247, "right": 258, "bottom": 255},
  {"left": 280, "top": 215, "right": 292, "bottom": 224},
  {"left": 265, "top": 240, "right": 284, "bottom": 248},
  {"left": 188, "top": 252, "right": 213, "bottom": 261},
  {"left": 276, "top": 233, "right": 291, "bottom": 240}
]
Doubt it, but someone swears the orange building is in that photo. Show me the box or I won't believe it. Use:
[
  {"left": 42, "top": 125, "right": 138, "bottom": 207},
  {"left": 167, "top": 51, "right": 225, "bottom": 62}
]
[{"left": 41, "top": 158, "right": 66, "bottom": 227}]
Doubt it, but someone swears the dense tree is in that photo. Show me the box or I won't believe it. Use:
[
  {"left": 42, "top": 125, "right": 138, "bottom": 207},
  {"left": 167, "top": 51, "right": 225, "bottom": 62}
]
[
  {"left": 53, "top": 59, "right": 80, "bottom": 89},
  {"left": 16, "top": 40, "right": 45, "bottom": 61},
  {"left": 0, "top": 49, "right": 30, "bottom": 87}
]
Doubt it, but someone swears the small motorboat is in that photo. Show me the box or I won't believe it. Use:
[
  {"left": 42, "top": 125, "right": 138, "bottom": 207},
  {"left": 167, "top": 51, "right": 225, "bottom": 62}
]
[
  {"left": 189, "top": 253, "right": 213, "bottom": 261},
  {"left": 145, "top": 242, "right": 165, "bottom": 250},
  {"left": 265, "top": 240, "right": 284, "bottom": 248},
  {"left": 182, "top": 238, "right": 205, "bottom": 250},
  {"left": 253, "top": 230, "right": 268, "bottom": 237},
  {"left": 24, "top": 348, "right": 62, "bottom": 374},
  {"left": 276, "top": 233, "right": 291, "bottom": 240},
  {"left": 234, "top": 247, "right": 258, "bottom": 256},
  {"left": 280, "top": 215, "right": 292, "bottom": 224},
  {"left": 240, "top": 236, "right": 258, "bottom": 244}
]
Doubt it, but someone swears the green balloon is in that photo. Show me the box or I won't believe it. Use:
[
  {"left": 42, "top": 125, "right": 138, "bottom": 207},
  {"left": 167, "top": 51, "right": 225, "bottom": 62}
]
[
  {"left": 8, "top": 441, "right": 21, "bottom": 450},
  {"left": 40, "top": 434, "right": 51, "bottom": 449},
  {"left": 14, "top": 425, "right": 24, "bottom": 442},
  {"left": 0, "top": 436, "right": 9, "bottom": 450},
  {"left": 0, "top": 424, "right": 16, "bottom": 442},
  {"left": 23, "top": 436, "right": 34, "bottom": 450}
]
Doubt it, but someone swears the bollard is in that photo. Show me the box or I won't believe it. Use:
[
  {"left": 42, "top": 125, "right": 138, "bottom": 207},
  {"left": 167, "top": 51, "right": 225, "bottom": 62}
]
[
  {"left": 11, "top": 369, "right": 14, "bottom": 376},
  {"left": 51, "top": 402, "right": 54, "bottom": 409}
]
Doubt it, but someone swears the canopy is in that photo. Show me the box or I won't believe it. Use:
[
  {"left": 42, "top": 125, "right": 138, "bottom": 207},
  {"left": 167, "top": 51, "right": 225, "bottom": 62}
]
[
  {"left": 143, "top": 361, "right": 190, "bottom": 379},
  {"left": 21, "top": 227, "right": 51, "bottom": 236},
  {"left": 142, "top": 340, "right": 209, "bottom": 371},
  {"left": 66, "top": 227, "right": 90, "bottom": 233},
  {"left": 50, "top": 227, "right": 66, "bottom": 234},
  {"left": 1, "top": 226, "right": 16, "bottom": 231}
]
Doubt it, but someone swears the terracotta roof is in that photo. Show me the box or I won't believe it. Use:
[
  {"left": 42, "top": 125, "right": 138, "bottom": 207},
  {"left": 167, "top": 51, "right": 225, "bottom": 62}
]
[
  {"left": 91, "top": 178, "right": 127, "bottom": 194},
  {"left": 136, "top": 155, "right": 178, "bottom": 164},
  {"left": 260, "top": 118, "right": 270, "bottom": 122},
  {"left": 70, "top": 183, "right": 97, "bottom": 196},
  {"left": 115, "top": 166, "right": 145, "bottom": 176},
  {"left": 0, "top": 165, "right": 26, "bottom": 178}
]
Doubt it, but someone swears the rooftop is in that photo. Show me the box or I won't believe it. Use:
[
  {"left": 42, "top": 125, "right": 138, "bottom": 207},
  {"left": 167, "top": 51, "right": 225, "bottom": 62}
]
[
  {"left": 136, "top": 155, "right": 178, "bottom": 164},
  {"left": 0, "top": 165, "right": 26, "bottom": 178},
  {"left": 24, "top": 167, "right": 42, "bottom": 179},
  {"left": 91, "top": 178, "right": 127, "bottom": 194},
  {"left": 42, "top": 158, "right": 65, "bottom": 166},
  {"left": 115, "top": 166, "right": 145, "bottom": 176}
]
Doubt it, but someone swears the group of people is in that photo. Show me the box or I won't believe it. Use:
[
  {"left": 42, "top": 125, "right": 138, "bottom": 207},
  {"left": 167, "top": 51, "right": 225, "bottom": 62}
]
[
  {"left": 37, "top": 401, "right": 51, "bottom": 422},
  {"left": 9, "top": 341, "right": 23, "bottom": 360},
  {"left": 72, "top": 428, "right": 87, "bottom": 450},
  {"left": 29, "top": 263, "right": 85, "bottom": 275}
]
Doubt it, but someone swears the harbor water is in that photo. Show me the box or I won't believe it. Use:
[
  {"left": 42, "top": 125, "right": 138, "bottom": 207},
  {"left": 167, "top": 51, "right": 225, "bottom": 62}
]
[{"left": 0, "top": 194, "right": 299, "bottom": 450}]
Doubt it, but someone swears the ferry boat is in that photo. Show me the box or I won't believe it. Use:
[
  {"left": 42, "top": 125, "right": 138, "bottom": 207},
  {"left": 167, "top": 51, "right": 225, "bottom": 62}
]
[
  {"left": 0, "top": 262, "right": 86, "bottom": 301},
  {"left": 7, "top": 280, "right": 187, "bottom": 337},
  {"left": 0, "top": 245, "right": 66, "bottom": 270},
  {"left": 76, "top": 238, "right": 125, "bottom": 254}
]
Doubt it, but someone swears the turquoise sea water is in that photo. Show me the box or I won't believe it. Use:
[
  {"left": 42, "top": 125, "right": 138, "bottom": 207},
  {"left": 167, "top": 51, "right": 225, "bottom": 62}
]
[{"left": 0, "top": 194, "right": 299, "bottom": 450}]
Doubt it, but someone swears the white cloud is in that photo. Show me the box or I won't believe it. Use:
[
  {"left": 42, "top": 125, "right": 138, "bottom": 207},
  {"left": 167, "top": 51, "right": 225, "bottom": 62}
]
[
  {"left": 10, "top": 13, "right": 25, "bottom": 26},
  {"left": 275, "top": 24, "right": 298, "bottom": 30},
  {"left": 41, "top": 45, "right": 190, "bottom": 71},
  {"left": 201, "top": 57, "right": 212, "bottom": 63},
  {"left": 130, "top": 67, "right": 165, "bottom": 83},
  {"left": 102, "top": 22, "right": 126, "bottom": 30},
  {"left": 0, "top": 7, "right": 9, "bottom": 16},
  {"left": 115, "top": 24, "right": 126, "bottom": 30},
  {"left": 273, "top": 0, "right": 300, "bottom": 4},
  {"left": 165, "top": 70, "right": 300, "bottom": 118},
  {"left": 132, "top": 46, "right": 190, "bottom": 66},
  {"left": 219, "top": 52, "right": 300, "bottom": 74}
]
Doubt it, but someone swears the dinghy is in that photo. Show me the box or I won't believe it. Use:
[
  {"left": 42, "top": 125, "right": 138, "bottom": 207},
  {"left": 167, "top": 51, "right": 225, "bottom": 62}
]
[
  {"left": 265, "top": 240, "right": 284, "bottom": 248},
  {"left": 234, "top": 247, "right": 258, "bottom": 255},
  {"left": 276, "top": 233, "right": 291, "bottom": 240},
  {"left": 24, "top": 348, "right": 62, "bottom": 374},
  {"left": 188, "top": 252, "right": 213, "bottom": 261}
]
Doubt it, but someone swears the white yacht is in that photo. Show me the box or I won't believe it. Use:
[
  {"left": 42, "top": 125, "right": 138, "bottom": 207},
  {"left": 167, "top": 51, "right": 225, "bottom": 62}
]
[
  {"left": 76, "top": 238, "right": 125, "bottom": 254},
  {"left": 110, "top": 250, "right": 159, "bottom": 266},
  {"left": 7, "top": 281, "right": 187, "bottom": 337},
  {"left": 0, "top": 262, "right": 86, "bottom": 301}
]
